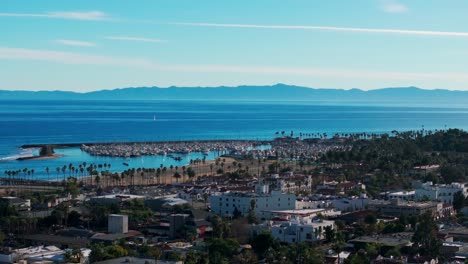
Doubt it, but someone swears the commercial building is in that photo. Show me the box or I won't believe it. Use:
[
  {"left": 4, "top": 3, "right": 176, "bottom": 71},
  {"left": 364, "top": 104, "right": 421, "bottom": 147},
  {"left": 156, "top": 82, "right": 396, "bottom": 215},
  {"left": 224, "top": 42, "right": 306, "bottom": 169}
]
[
  {"left": 270, "top": 218, "right": 335, "bottom": 244},
  {"left": 263, "top": 173, "right": 312, "bottom": 193},
  {"left": 108, "top": 214, "right": 129, "bottom": 234},
  {"left": 413, "top": 181, "right": 468, "bottom": 204},
  {"left": 387, "top": 190, "right": 416, "bottom": 201},
  {"left": 209, "top": 184, "right": 295, "bottom": 219},
  {"left": 372, "top": 199, "right": 439, "bottom": 217}
]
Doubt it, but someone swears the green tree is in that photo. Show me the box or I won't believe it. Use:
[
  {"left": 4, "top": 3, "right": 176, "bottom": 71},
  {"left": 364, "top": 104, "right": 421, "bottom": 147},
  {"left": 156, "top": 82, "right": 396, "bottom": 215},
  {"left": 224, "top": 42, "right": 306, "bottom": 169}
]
[
  {"left": 247, "top": 199, "right": 258, "bottom": 224},
  {"left": 185, "top": 250, "right": 209, "bottom": 264},
  {"left": 453, "top": 190, "right": 465, "bottom": 212},
  {"left": 250, "top": 231, "right": 280, "bottom": 259},
  {"left": 207, "top": 238, "right": 240, "bottom": 264},
  {"left": 411, "top": 212, "right": 442, "bottom": 259}
]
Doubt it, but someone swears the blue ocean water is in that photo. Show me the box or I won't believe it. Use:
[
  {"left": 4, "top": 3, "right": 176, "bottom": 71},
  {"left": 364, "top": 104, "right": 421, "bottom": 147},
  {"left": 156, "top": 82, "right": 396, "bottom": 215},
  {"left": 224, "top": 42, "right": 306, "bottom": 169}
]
[{"left": 1, "top": 100, "right": 468, "bottom": 180}]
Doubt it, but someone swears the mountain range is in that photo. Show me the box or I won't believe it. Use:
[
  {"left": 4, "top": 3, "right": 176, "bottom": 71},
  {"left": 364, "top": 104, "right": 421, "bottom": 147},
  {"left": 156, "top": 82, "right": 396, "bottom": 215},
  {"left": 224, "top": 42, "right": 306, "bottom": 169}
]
[{"left": 2, "top": 84, "right": 468, "bottom": 106}]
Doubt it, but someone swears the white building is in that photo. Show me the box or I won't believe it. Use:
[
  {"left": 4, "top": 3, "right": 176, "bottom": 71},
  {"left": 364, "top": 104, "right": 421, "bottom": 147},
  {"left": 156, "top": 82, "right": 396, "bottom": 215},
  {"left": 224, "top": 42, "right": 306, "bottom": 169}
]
[
  {"left": 263, "top": 173, "right": 312, "bottom": 193},
  {"left": 413, "top": 181, "right": 468, "bottom": 204},
  {"left": 388, "top": 190, "right": 416, "bottom": 201},
  {"left": 295, "top": 199, "right": 332, "bottom": 210},
  {"left": 331, "top": 196, "right": 371, "bottom": 213},
  {"left": 108, "top": 214, "right": 129, "bottom": 234},
  {"left": 209, "top": 184, "right": 295, "bottom": 219},
  {"left": 0, "top": 246, "right": 91, "bottom": 264},
  {"left": 270, "top": 218, "right": 335, "bottom": 244}
]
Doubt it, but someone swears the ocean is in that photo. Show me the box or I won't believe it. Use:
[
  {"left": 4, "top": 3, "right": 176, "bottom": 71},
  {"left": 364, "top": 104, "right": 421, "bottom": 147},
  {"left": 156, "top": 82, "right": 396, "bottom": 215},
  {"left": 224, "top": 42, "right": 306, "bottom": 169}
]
[{"left": 1, "top": 100, "right": 468, "bottom": 180}]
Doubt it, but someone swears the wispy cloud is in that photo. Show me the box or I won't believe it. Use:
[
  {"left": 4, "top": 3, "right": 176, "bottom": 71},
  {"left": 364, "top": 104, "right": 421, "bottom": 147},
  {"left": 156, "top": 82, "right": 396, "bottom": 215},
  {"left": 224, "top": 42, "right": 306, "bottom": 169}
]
[
  {"left": 1, "top": 47, "right": 467, "bottom": 85},
  {"left": 105, "top": 36, "right": 166, "bottom": 43},
  {"left": 170, "top": 22, "right": 468, "bottom": 37},
  {"left": 55, "top": 39, "right": 96, "bottom": 47},
  {"left": 0, "top": 47, "right": 152, "bottom": 67},
  {"left": 0, "top": 11, "right": 110, "bottom": 21},
  {"left": 379, "top": 0, "right": 408, "bottom": 13}
]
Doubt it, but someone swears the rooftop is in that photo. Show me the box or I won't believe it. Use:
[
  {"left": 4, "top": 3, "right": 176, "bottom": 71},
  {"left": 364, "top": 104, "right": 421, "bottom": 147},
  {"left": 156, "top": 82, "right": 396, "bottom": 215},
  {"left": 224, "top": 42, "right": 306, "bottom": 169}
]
[
  {"left": 262, "top": 208, "right": 325, "bottom": 216},
  {"left": 349, "top": 232, "right": 413, "bottom": 247}
]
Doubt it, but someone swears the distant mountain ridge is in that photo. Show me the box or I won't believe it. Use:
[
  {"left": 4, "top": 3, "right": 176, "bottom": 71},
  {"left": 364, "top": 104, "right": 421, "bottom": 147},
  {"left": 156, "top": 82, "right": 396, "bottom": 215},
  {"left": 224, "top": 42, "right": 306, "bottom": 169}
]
[{"left": 2, "top": 84, "right": 468, "bottom": 105}]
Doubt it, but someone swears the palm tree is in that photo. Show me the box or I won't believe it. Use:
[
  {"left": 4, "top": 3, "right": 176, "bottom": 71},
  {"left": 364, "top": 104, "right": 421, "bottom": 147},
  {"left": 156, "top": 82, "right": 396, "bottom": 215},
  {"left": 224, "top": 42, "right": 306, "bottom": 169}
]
[
  {"left": 45, "top": 167, "right": 50, "bottom": 182},
  {"left": 173, "top": 172, "right": 181, "bottom": 183}
]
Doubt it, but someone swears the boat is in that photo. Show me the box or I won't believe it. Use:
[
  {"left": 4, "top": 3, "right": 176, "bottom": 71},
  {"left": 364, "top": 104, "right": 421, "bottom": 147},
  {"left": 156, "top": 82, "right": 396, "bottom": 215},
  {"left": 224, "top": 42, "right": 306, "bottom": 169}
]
[
  {"left": 123, "top": 162, "right": 129, "bottom": 166},
  {"left": 153, "top": 115, "right": 156, "bottom": 121}
]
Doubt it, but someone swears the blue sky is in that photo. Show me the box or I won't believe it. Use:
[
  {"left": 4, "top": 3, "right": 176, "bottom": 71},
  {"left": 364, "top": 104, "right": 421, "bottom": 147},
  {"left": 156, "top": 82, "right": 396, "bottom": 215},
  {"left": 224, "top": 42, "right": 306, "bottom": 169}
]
[{"left": 2, "top": 0, "right": 468, "bottom": 91}]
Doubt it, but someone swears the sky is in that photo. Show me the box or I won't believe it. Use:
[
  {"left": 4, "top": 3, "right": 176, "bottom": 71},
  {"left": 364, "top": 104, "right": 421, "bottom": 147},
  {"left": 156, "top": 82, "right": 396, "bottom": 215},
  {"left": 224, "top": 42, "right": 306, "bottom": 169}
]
[{"left": 2, "top": 0, "right": 468, "bottom": 92}]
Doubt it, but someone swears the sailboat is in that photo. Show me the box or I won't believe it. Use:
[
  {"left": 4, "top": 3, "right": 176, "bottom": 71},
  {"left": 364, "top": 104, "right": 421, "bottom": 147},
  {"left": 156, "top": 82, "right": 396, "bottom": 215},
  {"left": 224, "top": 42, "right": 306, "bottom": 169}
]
[{"left": 153, "top": 115, "right": 156, "bottom": 121}]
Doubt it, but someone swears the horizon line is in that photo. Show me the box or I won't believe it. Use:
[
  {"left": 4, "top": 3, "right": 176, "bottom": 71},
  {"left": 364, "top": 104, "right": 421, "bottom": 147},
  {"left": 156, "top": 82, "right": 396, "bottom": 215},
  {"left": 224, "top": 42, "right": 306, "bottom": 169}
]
[{"left": 0, "top": 84, "right": 464, "bottom": 93}]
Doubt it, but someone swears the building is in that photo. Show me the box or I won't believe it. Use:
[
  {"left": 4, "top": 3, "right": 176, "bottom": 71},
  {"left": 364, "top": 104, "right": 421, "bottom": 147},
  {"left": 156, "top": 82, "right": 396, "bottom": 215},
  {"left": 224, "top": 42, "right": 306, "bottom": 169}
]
[
  {"left": 413, "top": 181, "right": 468, "bottom": 204},
  {"left": 372, "top": 199, "right": 439, "bottom": 217},
  {"left": 407, "top": 165, "right": 440, "bottom": 176},
  {"left": 387, "top": 190, "right": 416, "bottom": 201},
  {"left": 145, "top": 197, "right": 189, "bottom": 212},
  {"left": 263, "top": 173, "right": 312, "bottom": 193},
  {"left": 270, "top": 219, "right": 335, "bottom": 244},
  {"left": 316, "top": 181, "right": 365, "bottom": 195},
  {"left": 349, "top": 232, "right": 413, "bottom": 249},
  {"left": 0, "top": 246, "right": 91, "bottom": 264},
  {"left": 262, "top": 208, "right": 340, "bottom": 220},
  {"left": 209, "top": 184, "right": 296, "bottom": 219},
  {"left": 90, "top": 194, "right": 146, "bottom": 205},
  {"left": 0, "top": 196, "right": 31, "bottom": 211},
  {"left": 108, "top": 214, "right": 129, "bottom": 234},
  {"left": 330, "top": 196, "right": 371, "bottom": 213}
]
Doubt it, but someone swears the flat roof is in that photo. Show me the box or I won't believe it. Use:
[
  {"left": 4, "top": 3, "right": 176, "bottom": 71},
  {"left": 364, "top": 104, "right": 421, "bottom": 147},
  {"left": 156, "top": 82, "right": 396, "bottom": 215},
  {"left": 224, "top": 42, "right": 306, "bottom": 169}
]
[
  {"left": 261, "top": 208, "right": 325, "bottom": 216},
  {"left": 350, "top": 232, "right": 413, "bottom": 247},
  {"left": 91, "top": 194, "right": 146, "bottom": 199}
]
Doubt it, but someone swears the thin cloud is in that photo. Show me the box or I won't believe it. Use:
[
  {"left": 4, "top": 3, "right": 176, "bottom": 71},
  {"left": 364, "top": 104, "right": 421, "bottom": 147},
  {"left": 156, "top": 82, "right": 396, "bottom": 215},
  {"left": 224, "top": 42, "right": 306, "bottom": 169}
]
[
  {"left": 0, "top": 11, "right": 110, "bottom": 21},
  {"left": 170, "top": 22, "right": 468, "bottom": 37},
  {"left": 1, "top": 47, "right": 467, "bottom": 84},
  {"left": 0, "top": 47, "right": 152, "bottom": 67},
  {"left": 380, "top": 0, "right": 408, "bottom": 13},
  {"left": 55, "top": 39, "right": 96, "bottom": 47},
  {"left": 105, "top": 36, "right": 166, "bottom": 43}
]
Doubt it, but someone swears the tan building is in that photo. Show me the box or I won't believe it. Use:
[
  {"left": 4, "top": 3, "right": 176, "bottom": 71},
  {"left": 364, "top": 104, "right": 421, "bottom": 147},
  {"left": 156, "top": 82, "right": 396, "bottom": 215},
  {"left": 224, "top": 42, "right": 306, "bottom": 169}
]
[{"left": 372, "top": 199, "right": 438, "bottom": 217}]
